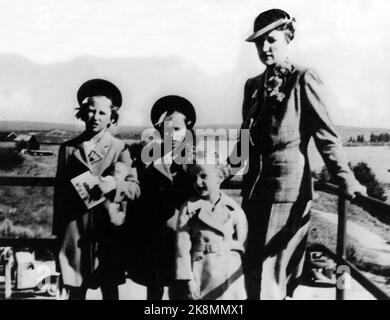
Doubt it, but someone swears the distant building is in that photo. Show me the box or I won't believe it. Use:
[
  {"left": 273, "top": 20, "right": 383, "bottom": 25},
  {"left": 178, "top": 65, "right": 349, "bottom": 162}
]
[
  {"left": 27, "top": 149, "right": 54, "bottom": 156},
  {"left": 14, "top": 134, "right": 40, "bottom": 151},
  {"left": 0, "top": 132, "right": 17, "bottom": 141}
]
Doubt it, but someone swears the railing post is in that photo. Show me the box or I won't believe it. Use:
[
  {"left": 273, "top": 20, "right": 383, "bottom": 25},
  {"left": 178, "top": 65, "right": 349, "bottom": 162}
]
[
  {"left": 336, "top": 193, "right": 347, "bottom": 300},
  {"left": 4, "top": 248, "right": 14, "bottom": 299}
]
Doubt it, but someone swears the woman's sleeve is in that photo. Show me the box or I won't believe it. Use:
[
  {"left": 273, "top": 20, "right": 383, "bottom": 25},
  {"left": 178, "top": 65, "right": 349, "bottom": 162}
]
[
  {"left": 301, "top": 68, "right": 358, "bottom": 190},
  {"left": 112, "top": 144, "right": 141, "bottom": 203},
  {"left": 175, "top": 204, "right": 193, "bottom": 280}
]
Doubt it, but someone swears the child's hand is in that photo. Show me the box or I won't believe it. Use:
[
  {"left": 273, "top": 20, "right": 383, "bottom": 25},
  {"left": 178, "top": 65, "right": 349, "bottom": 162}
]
[
  {"left": 98, "top": 176, "right": 117, "bottom": 195},
  {"left": 186, "top": 279, "right": 200, "bottom": 300},
  {"left": 105, "top": 201, "right": 126, "bottom": 226}
]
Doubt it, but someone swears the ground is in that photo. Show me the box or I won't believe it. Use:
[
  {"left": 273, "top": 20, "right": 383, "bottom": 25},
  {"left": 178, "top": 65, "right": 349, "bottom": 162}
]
[{"left": 0, "top": 276, "right": 376, "bottom": 300}]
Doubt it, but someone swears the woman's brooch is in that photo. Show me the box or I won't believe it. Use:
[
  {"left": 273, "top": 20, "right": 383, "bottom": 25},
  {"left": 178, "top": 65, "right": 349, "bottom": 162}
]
[{"left": 265, "top": 64, "right": 293, "bottom": 103}]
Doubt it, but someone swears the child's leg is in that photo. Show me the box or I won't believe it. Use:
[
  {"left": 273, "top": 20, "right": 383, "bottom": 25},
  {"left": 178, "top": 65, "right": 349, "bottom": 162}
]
[
  {"left": 67, "top": 285, "right": 88, "bottom": 300},
  {"left": 101, "top": 281, "right": 119, "bottom": 300},
  {"left": 147, "top": 285, "right": 164, "bottom": 300}
]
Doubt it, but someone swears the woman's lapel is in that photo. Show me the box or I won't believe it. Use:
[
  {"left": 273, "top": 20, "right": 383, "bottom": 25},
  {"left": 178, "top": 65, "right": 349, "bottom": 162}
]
[
  {"left": 252, "top": 73, "right": 267, "bottom": 124},
  {"left": 245, "top": 73, "right": 265, "bottom": 128}
]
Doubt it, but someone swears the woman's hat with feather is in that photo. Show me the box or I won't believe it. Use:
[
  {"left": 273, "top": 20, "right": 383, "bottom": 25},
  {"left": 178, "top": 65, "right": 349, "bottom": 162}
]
[{"left": 246, "top": 8, "right": 295, "bottom": 42}]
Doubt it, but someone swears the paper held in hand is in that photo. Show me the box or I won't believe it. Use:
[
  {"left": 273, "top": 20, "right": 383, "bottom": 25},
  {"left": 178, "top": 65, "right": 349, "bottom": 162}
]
[{"left": 71, "top": 171, "right": 105, "bottom": 209}]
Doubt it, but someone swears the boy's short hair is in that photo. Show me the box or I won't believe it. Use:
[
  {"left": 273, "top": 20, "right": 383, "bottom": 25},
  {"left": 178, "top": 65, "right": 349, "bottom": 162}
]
[{"left": 184, "top": 148, "right": 231, "bottom": 179}]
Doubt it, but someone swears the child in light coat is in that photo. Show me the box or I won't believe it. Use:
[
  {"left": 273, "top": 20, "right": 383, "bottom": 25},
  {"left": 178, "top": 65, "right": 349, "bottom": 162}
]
[{"left": 175, "top": 151, "right": 248, "bottom": 300}]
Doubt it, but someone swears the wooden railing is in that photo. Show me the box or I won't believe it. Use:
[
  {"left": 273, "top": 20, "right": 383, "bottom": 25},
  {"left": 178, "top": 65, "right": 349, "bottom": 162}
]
[
  {"left": 313, "top": 181, "right": 390, "bottom": 300},
  {"left": 0, "top": 176, "right": 390, "bottom": 300}
]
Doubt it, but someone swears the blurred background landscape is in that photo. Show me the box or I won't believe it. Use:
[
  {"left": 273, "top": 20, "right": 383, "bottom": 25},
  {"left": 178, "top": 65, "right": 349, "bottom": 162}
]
[{"left": 1, "top": 120, "right": 390, "bottom": 237}]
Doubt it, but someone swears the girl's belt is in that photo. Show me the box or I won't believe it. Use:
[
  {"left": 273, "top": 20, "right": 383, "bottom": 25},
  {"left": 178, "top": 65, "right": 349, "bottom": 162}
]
[{"left": 192, "top": 240, "right": 244, "bottom": 254}]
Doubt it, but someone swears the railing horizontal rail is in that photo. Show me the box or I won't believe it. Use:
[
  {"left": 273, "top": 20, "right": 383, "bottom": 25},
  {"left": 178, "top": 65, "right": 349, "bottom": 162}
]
[
  {"left": 0, "top": 176, "right": 242, "bottom": 189},
  {"left": 0, "top": 176, "right": 246, "bottom": 190},
  {"left": 1, "top": 175, "right": 389, "bottom": 215},
  {"left": 0, "top": 238, "right": 57, "bottom": 248},
  {"left": 0, "top": 176, "right": 243, "bottom": 190},
  {"left": 314, "top": 180, "right": 390, "bottom": 213},
  {"left": 0, "top": 176, "right": 54, "bottom": 186}
]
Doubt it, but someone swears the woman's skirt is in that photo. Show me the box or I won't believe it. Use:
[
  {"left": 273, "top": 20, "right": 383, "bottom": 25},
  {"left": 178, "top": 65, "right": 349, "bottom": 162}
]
[{"left": 242, "top": 194, "right": 311, "bottom": 300}]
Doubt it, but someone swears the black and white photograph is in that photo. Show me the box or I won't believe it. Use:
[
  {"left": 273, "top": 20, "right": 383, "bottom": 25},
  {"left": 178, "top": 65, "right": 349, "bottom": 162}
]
[{"left": 0, "top": 0, "right": 390, "bottom": 302}]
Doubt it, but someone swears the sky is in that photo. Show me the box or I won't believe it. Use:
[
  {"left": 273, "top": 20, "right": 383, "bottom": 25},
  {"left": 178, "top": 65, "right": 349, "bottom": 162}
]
[{"left": 0, "top": 0, "right": 389, "bottom": 128}]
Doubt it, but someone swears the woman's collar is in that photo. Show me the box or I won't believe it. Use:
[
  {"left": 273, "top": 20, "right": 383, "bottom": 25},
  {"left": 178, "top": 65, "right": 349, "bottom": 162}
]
[
  {"left": 266, "top": 59, "right": 294, "bottom": 76},
  {"left": 81, "top": 128, "right": 108, "bottom": 143}
]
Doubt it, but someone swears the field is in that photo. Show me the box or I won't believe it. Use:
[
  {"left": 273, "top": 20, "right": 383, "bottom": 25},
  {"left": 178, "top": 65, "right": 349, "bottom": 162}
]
[
  {"left": 0, "top": 144, "right": 59, "bottom": 177},
  {"left": 0, "top": 144, "right": 58, "bottom": 238}
]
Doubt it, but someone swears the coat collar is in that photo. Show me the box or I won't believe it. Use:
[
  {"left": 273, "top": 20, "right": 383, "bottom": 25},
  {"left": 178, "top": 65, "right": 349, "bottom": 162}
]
[
  {"left": 150, "top": 142, "right": 181, "bottom": 182},
  {"left": 187, "top": 193, "right": 234, "bottom": 236},
  {"left": 152, "top": 161, "right": 173, "bottom": 181},
  {"left": 151, "top": 142, "right": 174, "bottom": 181},
  {"left": 72, "top": 130, "right": 113, "bottom": 175}
]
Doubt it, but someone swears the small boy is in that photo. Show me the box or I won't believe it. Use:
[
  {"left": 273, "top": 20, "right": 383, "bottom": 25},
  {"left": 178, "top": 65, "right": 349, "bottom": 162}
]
[{"left": 175, "top": 151, "right": 248, "bottom": 300}]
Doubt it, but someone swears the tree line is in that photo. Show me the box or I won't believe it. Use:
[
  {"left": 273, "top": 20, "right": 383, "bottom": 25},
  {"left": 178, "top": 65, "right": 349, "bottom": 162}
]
[
  {"left": 348, "top": 132, "right": 390, "bottom": 144},
  {"left": 315, "top": 162, "right": 388, "bottom": 202}
]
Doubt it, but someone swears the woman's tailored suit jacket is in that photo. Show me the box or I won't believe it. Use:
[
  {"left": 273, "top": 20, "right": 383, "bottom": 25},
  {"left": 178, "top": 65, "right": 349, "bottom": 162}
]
[
  {"left": 236, "top": 66, "right": 357, "bottom": 203},
  {"left": 53, "top": 131, "right": 140, "bottom": 288}
]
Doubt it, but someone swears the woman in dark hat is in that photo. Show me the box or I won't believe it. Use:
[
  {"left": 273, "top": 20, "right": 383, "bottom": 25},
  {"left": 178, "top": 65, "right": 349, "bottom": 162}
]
[
  {"left": 127, "top": 95, "right": 196, "bottom": 300},
  {"left": 53, "top": 79, "right": 140, "bottom": 300},
  {"left": 229, "top": 9, "right": 366, "bottom": 299}
]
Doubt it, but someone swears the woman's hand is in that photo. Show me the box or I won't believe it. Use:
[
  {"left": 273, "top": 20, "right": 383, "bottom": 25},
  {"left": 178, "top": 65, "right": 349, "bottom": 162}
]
[
  {"left": 186, "top": 279, "right": 200, "bottom": 300},
  {"left": 345, "top": 181, "right": 367, "bottom": 199}
]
